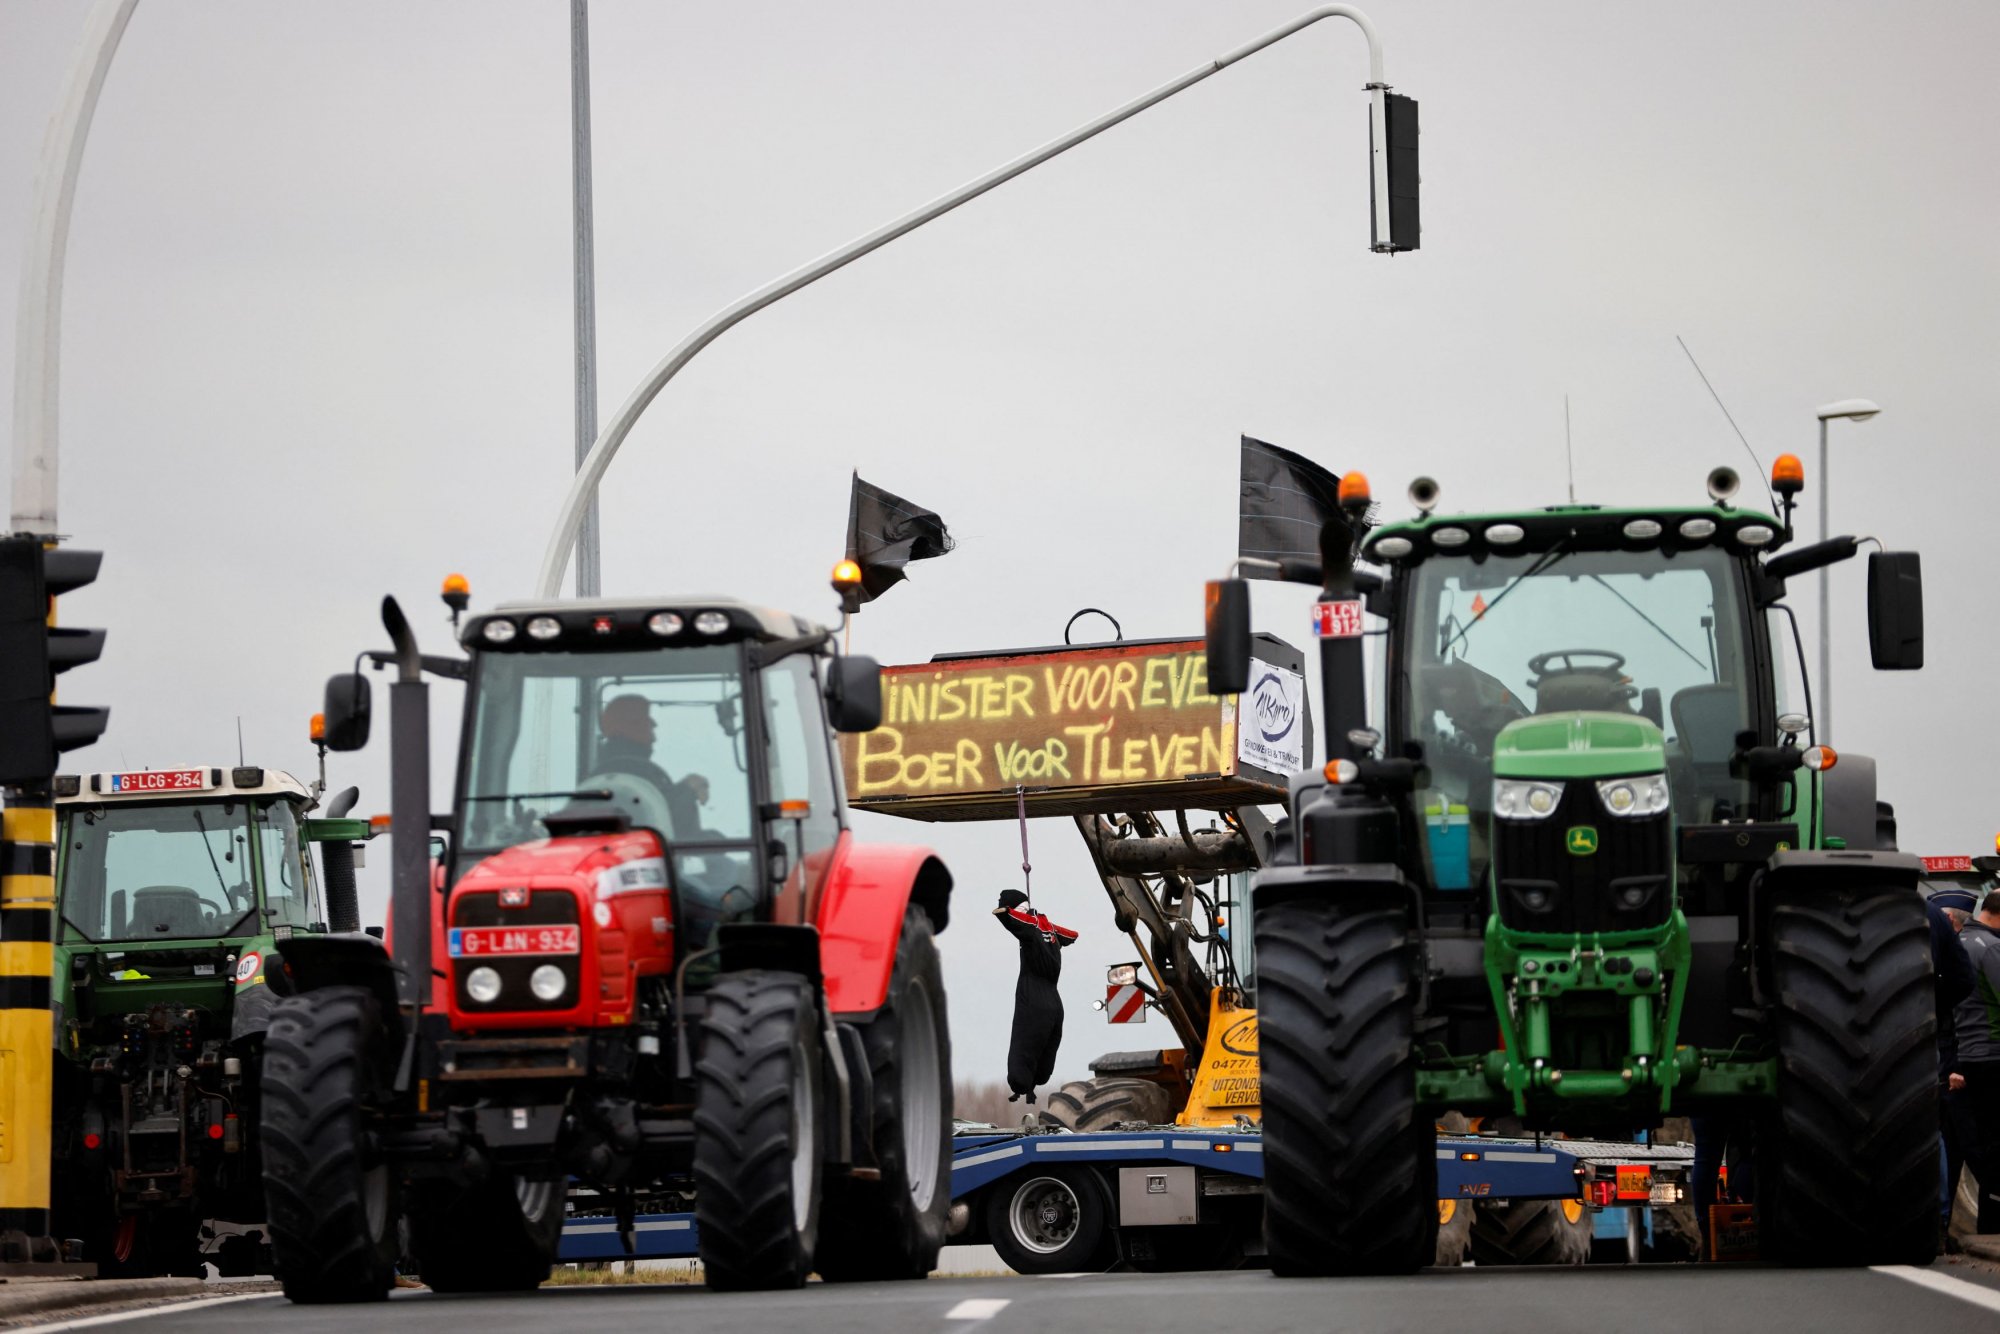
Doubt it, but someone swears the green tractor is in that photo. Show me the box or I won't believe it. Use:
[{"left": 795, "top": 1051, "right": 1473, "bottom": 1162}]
[
  {"left": 49, "top": 763, "right": 371, "bottom": 1275},
  {"left": 1206, "top": 461, "right": 1934, "bottom": 1273}
]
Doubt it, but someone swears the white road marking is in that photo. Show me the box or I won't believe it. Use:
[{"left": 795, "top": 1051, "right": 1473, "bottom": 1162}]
[
  {"left": 945, "top": 1296, "right": 1012, "bottom": 1320},
  {"left": 1870, "top": 1264, "right": 2000, "bottom": 1313},
  {"left": 25, "top": 1293, "right": 274, "bottom": 1333}
]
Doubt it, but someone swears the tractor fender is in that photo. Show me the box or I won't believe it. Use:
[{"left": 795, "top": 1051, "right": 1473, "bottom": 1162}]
[
  {"left": 1757, "top": 847, "right": 1923, "bottom": 898},
  {"left": 229, "top": 976, "right": 283, "bottom": 1044},
  {"left": 814, "top": 838, "right": 951, "bottom": 1018},
  {"left": 1818, "top": 753, "right": 1892, "bottom": 850},
  {"left": 1252, "top": 862, "right": 1419, "bottom": 914},
  {"left": 273, "top": 932, "right": 402, "bottom": 1021}
]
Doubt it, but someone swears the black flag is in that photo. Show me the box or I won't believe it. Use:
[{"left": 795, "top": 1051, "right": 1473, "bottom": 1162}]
[
  {"left": 844, "top": 473, "right": 955, "bottom": 611},
  {"left": 1237, "top": 436, "right": 1344, "bottom": 580}
]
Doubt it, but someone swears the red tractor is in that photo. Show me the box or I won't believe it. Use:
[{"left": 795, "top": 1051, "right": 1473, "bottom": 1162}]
[{"left": 258, "top": 590, "right": 954, "bottom": 1300}]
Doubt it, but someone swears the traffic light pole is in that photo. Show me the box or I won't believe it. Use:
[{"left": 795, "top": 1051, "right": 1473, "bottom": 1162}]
[
  {"left": 0, "top": 788, "right": 63, "bottom": 1269},
  {"left": 535, "top": 3, "right": 1416, "bottom": 597}
]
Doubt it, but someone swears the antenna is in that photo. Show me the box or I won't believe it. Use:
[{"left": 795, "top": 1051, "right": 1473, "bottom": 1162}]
[
  {"left": 236, "top": 717, "right": 245, "bottom": 766},
  {"left": 1676, "top": 336, "right": 1778, "bottom": 508},
  {"left": 1564, "top": 395, "right": 1576, "bottom": 504}
]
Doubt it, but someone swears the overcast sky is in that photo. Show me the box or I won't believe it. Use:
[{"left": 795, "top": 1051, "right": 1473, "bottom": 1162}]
[{"left": 6, "top": 0, "right": 1998, "bottom": 1094}]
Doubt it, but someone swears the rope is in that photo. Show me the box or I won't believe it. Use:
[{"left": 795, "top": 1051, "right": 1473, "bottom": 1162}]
[{"left": 1015, "top": 783, "right": 1032, "bottom": 907}]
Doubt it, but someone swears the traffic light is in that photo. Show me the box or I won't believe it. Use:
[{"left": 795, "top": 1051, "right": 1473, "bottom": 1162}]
[
  {"left": 0, "top": 538, "right": 107, "bottom": 786},
  {"left": 1370, "top": 92, "right": 1420, "bottom": 253}
]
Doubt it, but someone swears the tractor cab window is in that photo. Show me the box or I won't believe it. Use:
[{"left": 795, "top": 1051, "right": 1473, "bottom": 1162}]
[
  {"left": 760, "top": 655, "right": 842, "bottom": 892},
  {"left": 256, "top": 801, "right": 320, "bottom": 932},
  {"left": 1401, "top": 544, "right": 1754, "bottom": 890},
  {"left": 463, "top": 645, "right": 753, "bottom": 857},
  {"left": 58, "top": 800, "right": 259, "bottom": 943}
]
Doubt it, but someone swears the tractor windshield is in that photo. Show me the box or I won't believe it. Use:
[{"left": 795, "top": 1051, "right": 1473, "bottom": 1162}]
[
  {"left": 461, "top": 645, "right": 753, "bottom": 863},
  {"left": 1399, "top": 544, "right": 1755, "bottom": 889},
  {"left": 58, "top": 799, "right": 283, "bottom": 943}
]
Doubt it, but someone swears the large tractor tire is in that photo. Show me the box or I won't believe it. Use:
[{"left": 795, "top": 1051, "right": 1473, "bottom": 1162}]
[
  {"left": 1041, "top": 1076, "right": 1175, "bottom": 1132},
  {"left": 983, "top": 1170, "right": 1111, "bottom": 1275},
  {"left": 1467, "top": 1198, "right": 1592, "bottom": 1266},
  {"left": 260, "top": 987, "right": 400, "bottom": 1303},
  {"left": 1257, "top": 896, "right": 1437, "bottom": 1276},
  {"left": 1435, "top": 1199, "right": 1473, "bottom": 1267},
  {"left": 408, "top": 1175, "right": 564, "bottom": 1292},
  {"left": 694, "top": 970, "right": 823, "bottom": 1291},
  {"left": 1757, "top": 882, "right": 1938, "bottom": 1267},
  {"left": 816, "top": 907, "right": 954, "bottom": 1283}
]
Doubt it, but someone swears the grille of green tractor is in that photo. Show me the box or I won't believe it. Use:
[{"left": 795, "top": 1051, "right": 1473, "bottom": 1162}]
[{"left": 1493, "top": 783, "right": 1671, "bottom": 934}]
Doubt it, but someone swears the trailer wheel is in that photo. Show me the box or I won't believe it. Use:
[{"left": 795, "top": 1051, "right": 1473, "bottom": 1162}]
[
  {"left": 984, "top": 1171, "right": 1109, "bottom": 1275},
  {"left": 408, "top": 1175, "right": 563, "bottom": 1292},
  {"left": 816, "top": 906, "right": 954, "bottom": 1282},
  {"left": 1257, "top": 895, "right": 1436, "bottom": 1276},
  {"left": 1467, "top": 1198, "right": 1592, "bottom": 1266},
  {"left": 1042, "top": 1076, "right": 1175, "bottom": 1132},
  {"left": 259, "top": 987, "right": 399, "bottom": 1304},
  {"left": 694, "top": 970, "right": 823, "bottom": 1291},
  {"left": 1758, "top": 882, "right": 1938, "bottom": 1266}
]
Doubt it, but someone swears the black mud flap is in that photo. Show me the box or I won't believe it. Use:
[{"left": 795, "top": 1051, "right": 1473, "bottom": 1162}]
[
  {"left": 717, "top": 923, "right": 823, "bottom": 986},
  {"left": 1758, "top": 847, "right": 1923, "bottom": 896},
  {"left": 274, "top": 933, "right": 403, "bottom": 1022},
  {"left": 1253, "top": 862, "right": 1418, "bottom": 912}
]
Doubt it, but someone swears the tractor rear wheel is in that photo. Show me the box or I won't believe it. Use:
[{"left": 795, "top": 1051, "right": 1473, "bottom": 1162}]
[
  {"left": 408, "top": 1175, "right": 564, "bottom": 1292},
  {"left": 259, "top": 987, "right": 399, "bottom": 1303},
  {"left": 815, "top": 907, "right": 954, "bottom": 1282},
  {"left": 1257, "top": 895, "right": 1436, "bottom": 1276},
  {"left": 1041, "top": 1076, "right": 1175, "bottom": 1132},
  {"left": 694, "top": 970, "right": 823, "bottom": 1291},
  {"left": 1757, "top": 881, "right": 1938, "bottom": 1266},
  {"left": 1467, "top": 1198, "right": 1592, "bottom": 1266}
]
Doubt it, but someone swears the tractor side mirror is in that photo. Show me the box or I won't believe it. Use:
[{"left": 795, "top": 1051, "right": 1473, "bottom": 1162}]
[
  {"left": 1205, "top": 579, "right": 1252, "bottom": 696},
  {"left": 321, "top": 673, "right": 372, "bottom": 751},
  {"left": 826, "top": 655, "right": 883, "bottom": 733},
  {"left": 1866, "top": 552, "right": 1923, "bottom": 670}
]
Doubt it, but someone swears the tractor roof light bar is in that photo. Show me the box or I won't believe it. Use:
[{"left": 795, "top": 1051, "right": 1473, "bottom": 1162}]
[{"left": 536, "top": 5, "right": 1406, "bottom": 597}]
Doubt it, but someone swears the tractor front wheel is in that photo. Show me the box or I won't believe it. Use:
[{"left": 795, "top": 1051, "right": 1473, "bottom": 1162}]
[
  {"left": 694, "top": 970, "right": 823, "bottom": 1291},
  {"left": 815, "top": 906, "right": 954, "bottom": 1282},
  {"left": 1257, "top": 895, "right": 1436, "bottom": 1276},
  {"left": 1758, "top": 881, "right": 1938, "bottom": 1266},
  {"left": 408, "top": 1175, "right": 564, "bottom": 1292},
  {"left": 259, "top": 987, "right": 400, "bottom": 1303}
]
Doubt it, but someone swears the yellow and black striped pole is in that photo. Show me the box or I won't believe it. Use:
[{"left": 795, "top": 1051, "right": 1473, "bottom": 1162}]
[{"left": 0, "top": 785, "right": 55, "bottom": 1246}]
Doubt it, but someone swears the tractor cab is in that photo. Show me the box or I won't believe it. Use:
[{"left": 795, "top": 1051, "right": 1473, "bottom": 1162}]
[{"left": 448, "top": 597, "right": 876, "bottom": 938}]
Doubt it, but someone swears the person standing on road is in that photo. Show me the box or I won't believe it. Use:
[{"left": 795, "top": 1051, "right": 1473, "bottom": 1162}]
[
  {"left": 1931, "top": 886, "right": 1977, "bottom": 1245},
  {"left": 994, "top": 889, "right": 1077, "bottom": 1105},
  {"left": 1953, "top": 889, "right": 2000, "bottom": 1235}
]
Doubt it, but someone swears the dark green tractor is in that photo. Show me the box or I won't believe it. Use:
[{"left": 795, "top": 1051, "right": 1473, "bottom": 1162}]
[
  {"left": 49, "top": 765, "right": 369, "bottom": 1276},
  {"left": 1207, "top": 462, "right": 1934, "bottom": 1273}
]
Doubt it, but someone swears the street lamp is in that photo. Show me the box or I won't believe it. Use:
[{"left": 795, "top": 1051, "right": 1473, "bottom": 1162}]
[
  {"left": 534, "top": 5, "right": 1419, "bottom": 597},
  {"left": 1813, "top": 397, "right": 1880, "bottom": 740}
]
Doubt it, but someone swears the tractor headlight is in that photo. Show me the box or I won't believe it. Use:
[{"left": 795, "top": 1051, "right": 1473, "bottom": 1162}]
[
  {"left": 1493, "top": 779, "right": 1564, "bottom": 821},
  {"left": 529, "top": 965, "right": 568, "bottom": 1002},
  {"left": 1596, "top": 773, "right": 1670, "bottom": 818},
  {"left": 465, "top": 966, "right": 502, "bottom": 1004}
]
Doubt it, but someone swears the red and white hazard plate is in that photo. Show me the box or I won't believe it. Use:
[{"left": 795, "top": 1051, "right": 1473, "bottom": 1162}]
[
  {"left": 107, "top": 769, "right": 211, "bottom": 794},
  {"left": 1311, "top": 600, "right": 1364, "bottom": 639},
  {"left": 1922, "top": 855, "right": 1975, "bottom": 874},
  {"left": 1105, "top": 983, "right": 1147, "bottom": 1024},
  {"left": 448, "top": 925, "right": 580, "bottom": 958}
]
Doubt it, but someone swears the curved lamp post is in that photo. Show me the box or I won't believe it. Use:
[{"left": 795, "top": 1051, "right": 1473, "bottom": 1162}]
[
  {"left": 534, "top": 4, "right": 1413, "bottom": 597},
  {"left": 1814, "top": 397, "right": 1879, "bottom": 739}
]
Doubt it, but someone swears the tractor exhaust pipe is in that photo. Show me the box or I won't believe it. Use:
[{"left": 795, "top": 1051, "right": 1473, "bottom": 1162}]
[{"left": 382, "top": 597, "right": 432, "bottom": 1010}]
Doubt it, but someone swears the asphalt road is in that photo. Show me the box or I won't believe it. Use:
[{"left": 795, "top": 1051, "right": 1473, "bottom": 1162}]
[{"left": 50, "top": 1262, "right": 2000, "bottom": 1334}]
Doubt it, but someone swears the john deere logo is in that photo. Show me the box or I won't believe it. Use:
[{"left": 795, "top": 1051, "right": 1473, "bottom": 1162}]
[{"left": 1566, "top": 826, "right": 1599, "bottom": 856}]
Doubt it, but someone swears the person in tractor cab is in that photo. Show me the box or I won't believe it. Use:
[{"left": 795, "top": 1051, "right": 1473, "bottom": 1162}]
[
  {"left": 994, "top": 889, "right": 1077, "bottom": 1105},
  {"left": 595, "top": 693, "right": 710, "bottom": 839},
  {"left": 1952, "top": 890, "right": 2000, "bottom": 1235}
]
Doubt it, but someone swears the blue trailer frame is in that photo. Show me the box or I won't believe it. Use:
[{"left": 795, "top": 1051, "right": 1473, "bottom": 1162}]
[{"left": 557, "top": 1125, "right": 1689, "bottom": 1263}]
